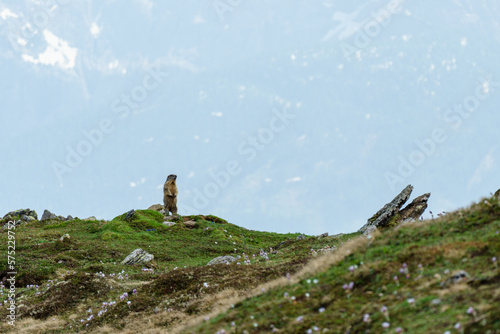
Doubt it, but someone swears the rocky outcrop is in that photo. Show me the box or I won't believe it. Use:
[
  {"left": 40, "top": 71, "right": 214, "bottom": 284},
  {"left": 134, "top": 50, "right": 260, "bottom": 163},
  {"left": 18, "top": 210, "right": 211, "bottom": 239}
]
[
  {"left": 359, "top": 185, "right": 430, "bottom": 236},
  {"left": 398, "top": 193, "right": 431, "bottom": 223},
  {"left": 207, "top": 255, "right": 239, "bottom": 266},
  {"left": 41, "top": 209, "right": 58, "bottom": 221},
  {"left": 3, "top": 208, "right": 38, "bottom": 221},
  {"left": 121, "top": 249, "right": 154, "bottom": 265}
]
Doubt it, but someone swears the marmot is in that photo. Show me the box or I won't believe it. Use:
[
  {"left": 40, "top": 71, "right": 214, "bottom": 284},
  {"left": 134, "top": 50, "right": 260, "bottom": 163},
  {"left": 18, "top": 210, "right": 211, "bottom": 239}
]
[{"left": 163, "top": 174, "right": 178, "bottom": 215}]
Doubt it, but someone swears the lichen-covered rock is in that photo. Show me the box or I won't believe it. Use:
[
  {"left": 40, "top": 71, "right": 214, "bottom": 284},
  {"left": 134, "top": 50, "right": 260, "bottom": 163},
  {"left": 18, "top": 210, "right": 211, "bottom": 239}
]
[
  {"left": 21, "top": 214, "right": 36, "bottom": 222},
  {"left": 41, "top": 209, "right": 58, "bottom": 221},
  {"left": 121, "top": 248, "right": 154, "bottom": 265},
  {"left": 359, "top": 185, "right": 431, "bottom": 235},
  {"left": 3, "top": 208, "right": 38, "bottom": 221},
  {"left": 398, "top": 193, "right": 431, "bottom": 223},
  {"left": 207, "top": 255, "right": 238, "bottom": 266}
]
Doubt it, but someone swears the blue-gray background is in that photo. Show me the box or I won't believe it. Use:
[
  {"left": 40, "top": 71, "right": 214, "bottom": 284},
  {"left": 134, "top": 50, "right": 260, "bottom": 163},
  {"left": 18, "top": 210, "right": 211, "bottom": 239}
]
[{"left": 1, "top": 0, "right": 498, "bottom": 235}]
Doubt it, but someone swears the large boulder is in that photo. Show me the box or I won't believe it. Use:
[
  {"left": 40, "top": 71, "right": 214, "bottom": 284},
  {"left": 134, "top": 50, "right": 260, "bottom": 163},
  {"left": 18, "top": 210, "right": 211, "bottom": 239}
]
[
  {"left": 359, "top": 185, "right": 430, "bottom": 236},
  {"left": 121, "top": 249, "right": 154, "bottom": 265}
]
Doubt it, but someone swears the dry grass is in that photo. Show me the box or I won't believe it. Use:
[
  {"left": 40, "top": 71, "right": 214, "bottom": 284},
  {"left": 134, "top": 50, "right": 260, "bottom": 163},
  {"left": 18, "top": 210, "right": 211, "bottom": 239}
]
[{"left": 176, "top": 235, "right": 372, "bottom": 333}]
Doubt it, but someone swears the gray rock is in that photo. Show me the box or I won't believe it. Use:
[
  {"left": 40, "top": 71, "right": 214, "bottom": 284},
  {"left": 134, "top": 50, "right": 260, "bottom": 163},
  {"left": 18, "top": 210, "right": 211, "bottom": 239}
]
[
  {"left": 41, "top": 209, "right": 58, "bottom": 221},
  {"left": 398, "top": 193, "right": 431, "bottom": 222},
  {"left": 207, "top": 256, "right": 238, "bottom": 266},
  {"left": 57, "top": 215, "right": 67, "bottom": 221},
  {"left": 147, "top": 204, "right": 164, "bottom": 212},
  {"left": 164, "top": 214, "right": 180, "bottom": 221},
  {"left": 28, "top": 210, "right": 38, "bottom": 220},
  {"left": 83, "top": 216, "right": 97, "bottom": 221},
  {"left": 4, "top": 209, "right": 38, "bottom": 221},
  {"left": 359, "top": 185, "right": 431, "bottom": 234},
  {"left": 121, "top": 248, "right": 154, "bottom": 265},
  {"left": 296, "top": 234, "right": 306, "bottom": 240},
  {"left": 59, "top": 234, "right": 70, "bottom": 242},
  {"left": 184, "top": 220, "right": 197, "bottom": 228},
  {"left": 125, "top": 210, "right": 135, "bottom": 220},
  {"left": 362, "top": 225, "right": 378, "bottom": 237},
  {"left": 66, "top": 215, "right": 74, "bottom": 221},
  {"left": 317, "top": 232, "right": 329, "bottom": 239},
  {"left": 163, "top": 221, "right": 176, "bottom": 227},
  {"left": 4, "top": 209, "right": 27, "bottom": 218}
]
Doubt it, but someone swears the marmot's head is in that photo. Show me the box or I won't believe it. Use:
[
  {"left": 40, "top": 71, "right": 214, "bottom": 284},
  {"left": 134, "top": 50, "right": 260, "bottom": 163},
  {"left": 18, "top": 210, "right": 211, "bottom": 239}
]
[{"left": 167, "top": 174, "right": 177, "bottom": 182}]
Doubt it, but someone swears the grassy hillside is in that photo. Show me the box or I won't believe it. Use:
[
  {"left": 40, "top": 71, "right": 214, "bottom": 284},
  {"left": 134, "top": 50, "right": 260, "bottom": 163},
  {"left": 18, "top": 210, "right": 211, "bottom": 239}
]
[
  {"left": 186, "top": 195, "right": 500, "bottom": 334},
  {"left": 0, "top": 192, "right": 499, "bottom": 333},
  {"left": 0, "top": 210, "right": 353, "bottom": 333}
]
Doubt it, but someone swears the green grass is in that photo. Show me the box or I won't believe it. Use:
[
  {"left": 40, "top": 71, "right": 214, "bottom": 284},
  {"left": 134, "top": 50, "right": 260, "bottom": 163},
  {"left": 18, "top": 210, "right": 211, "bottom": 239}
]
[
  {"left": 186, "top": 196, "right": 500, "bottom": 334},
  {"left": 0, "top": 210, "right": 349, "bottom": 332},
  {"left": 1, "top": 194, "right": 499, "bottom": 333}
]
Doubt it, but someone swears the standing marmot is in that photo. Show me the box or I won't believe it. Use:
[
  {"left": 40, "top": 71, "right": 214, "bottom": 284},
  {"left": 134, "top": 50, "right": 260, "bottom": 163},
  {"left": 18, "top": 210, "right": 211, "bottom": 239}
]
[{"left": 163, "top": 174, "right": 178, "bottom": 215}]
